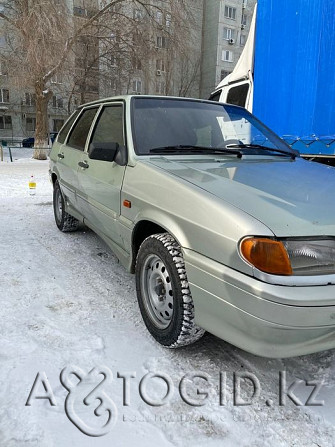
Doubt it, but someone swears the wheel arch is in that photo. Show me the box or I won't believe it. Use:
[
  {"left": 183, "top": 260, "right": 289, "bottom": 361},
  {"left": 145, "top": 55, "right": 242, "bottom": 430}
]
[
  {"left": 51, "top": 172, "right": 58, "bottom": 185},
  {"left": 130, "top": 218, "right": 187, "bottom": 273}
]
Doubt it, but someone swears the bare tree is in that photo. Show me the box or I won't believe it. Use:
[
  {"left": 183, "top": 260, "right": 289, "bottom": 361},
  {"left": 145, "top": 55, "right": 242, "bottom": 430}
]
[
  {"left": 0, "top": 0, "right": 199, "bottom": 159},
  {"left": 0, "top": 0, "right": 133, "bottom": 158}
]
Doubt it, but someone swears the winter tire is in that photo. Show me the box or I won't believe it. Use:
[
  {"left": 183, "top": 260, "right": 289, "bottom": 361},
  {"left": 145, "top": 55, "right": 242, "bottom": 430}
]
[
  {"left": 53, "top": 180, "right": 79, "bottom": 232},
  {"left": 135, "top": 233, "right": 205, "bottom": 348}
]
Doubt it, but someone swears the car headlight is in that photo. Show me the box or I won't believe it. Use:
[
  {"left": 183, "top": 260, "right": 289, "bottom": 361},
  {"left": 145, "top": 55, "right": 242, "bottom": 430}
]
[{"left": 240, "top": 237, "right": 335, "bottom": 276}]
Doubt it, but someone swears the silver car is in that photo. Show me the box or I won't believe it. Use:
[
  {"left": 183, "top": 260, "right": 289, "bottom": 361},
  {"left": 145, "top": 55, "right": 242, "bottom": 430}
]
[{"left": 49, "top": 95, "right": 335, "bottom": 358}]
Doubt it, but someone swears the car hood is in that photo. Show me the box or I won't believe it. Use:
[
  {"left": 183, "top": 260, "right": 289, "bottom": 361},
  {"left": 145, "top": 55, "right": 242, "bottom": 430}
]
[{"left": 146, "top": 156, "right": 335, "bottom": 237}]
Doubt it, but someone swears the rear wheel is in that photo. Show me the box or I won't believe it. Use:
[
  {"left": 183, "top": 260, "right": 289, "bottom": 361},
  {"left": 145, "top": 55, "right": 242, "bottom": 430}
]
[
  {"left": 53, "top": 180, "right": 79, "bottom": 232},
  {"left": 135, "top": 233, "right": 205, "bottom": 348}
]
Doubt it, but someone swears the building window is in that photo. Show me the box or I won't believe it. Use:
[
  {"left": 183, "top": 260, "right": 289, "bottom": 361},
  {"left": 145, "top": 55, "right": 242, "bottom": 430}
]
[
  {"left": 53, "top": 119, "right": 65, "bottom": 132},
  {"left": 133, "top": 8, "right": 143, "bottom": 20},
  {"left": 156, "top": 10, "right": 163, "bottom": 25},
  {"left": 110, "top": 55, "right": 117, "bottom": 67},
  {"left": 222, "top": 50, "right": 233, "bottom": 62},
  {"left": 132, "top": 80, "right": 142, "bottom": 93},
  {"left": 241, "top": 14, "right": 248, "bottom": 26},
  {"left": 133, "top": 57, "right": 142, "bottom": 70},
  {"left": 51, "top": 73, "right": 62, "bottom": 84},
  {"left": 223, "top": 27, "right": 235, "bottom": 40},
  {"left": 73, "top": 6, "right": 87, "bottom": 17},
  {"left": 156, "top": 36, "right": 169, "bottom": 48},
  {"left": 156, "top": 59, "right": 166, "bottom": 72},
  {"left": 165, "top": 13, "right": 171, "bottom": 28},
  {"left": 25, "top": 93, "right": 36, "bottom": 106},
  {"left": 155, "top": 80, "right": 166, "bottom": 94},
  {"left": 85, "top": 83, "right": 99, "bottom": 93},
  {"left": 0, "top": 115, "right": 12, "bottom": 129},
  {"left": 0, "top": 60, "right": 8, "bottom": 75},
  {"left": 221, "top": 70, "right": 231, "bottom": 80},
  {"left": 26, "top": 117, "right": 36, "bottom": 131},
  {"left": 52, "top": 95, "right": 63, "bottom": 109},
  {"left": 240, "top": 34, "right": 247, "bottom": 46},
  {"left": 242, "top": 0, "right": 248, "bottom": 7},
  {"left": 109, "top": 78, "right": 116, "bottom": 90},
  {"left": 224, "top": 6, "right": 236, "bottom": 20},
  {"left": 0, "top": 88, "right": 9, "bottom": 103},
  {"left": 75, "top": 56, "right": 85, "bottom": 68}
]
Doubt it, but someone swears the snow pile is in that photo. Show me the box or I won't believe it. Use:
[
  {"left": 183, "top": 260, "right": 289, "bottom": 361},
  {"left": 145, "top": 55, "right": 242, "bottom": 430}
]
[{"left": 0, "top": 158, "right": 335, "bottom": 446}]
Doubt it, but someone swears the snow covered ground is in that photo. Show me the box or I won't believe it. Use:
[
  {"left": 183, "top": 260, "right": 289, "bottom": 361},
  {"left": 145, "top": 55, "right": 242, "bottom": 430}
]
[{"left": 1, "top": 152, "right": 335, "bottom": 446}]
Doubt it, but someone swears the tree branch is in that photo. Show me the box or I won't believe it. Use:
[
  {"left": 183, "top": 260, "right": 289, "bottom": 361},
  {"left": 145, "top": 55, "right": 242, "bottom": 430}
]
[
  {"left": 0, "top": 12, "right": 27, "bottom": 38},
  {"left": 43, "top": 0, "right": 125, "bottom": 82}
]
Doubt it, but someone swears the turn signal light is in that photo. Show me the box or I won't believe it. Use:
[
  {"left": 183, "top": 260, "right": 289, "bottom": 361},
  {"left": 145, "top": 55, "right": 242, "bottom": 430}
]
[{"left": 240, "top": 237, "right": 293, "bottom": 275}]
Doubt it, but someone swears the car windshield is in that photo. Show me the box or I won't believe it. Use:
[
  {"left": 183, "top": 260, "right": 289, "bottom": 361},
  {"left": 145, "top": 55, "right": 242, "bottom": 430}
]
[{"left": 131, "top": 97, "right": 294, "bottom": 156}]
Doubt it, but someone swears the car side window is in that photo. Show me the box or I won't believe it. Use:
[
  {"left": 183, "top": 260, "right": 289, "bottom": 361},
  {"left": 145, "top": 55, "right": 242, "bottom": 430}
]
[
  {"left": 209, "top": 90, "right": 222, "bottom": 102},
  {"left": 226, "top": 84, "right": 249, "bottom": 107},
  {"left": 91, "top": 105, "right": 125, "bottom": 147},
  {"left": 67, "top": 107, "right": 99, "bottom": 151},
  {"left": 57, "top": 109, "right": 80, "bottom": 144}
]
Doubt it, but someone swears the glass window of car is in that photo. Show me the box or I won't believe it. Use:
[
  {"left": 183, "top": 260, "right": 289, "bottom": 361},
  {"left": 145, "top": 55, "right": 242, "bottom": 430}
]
[
  {"left": 226, "top": 83, "right": 249, "bottom": 107},
  {"left": 90, "top": 105, "right": 125, "bottom": 147},
  {"left": 67, "top": 107, "right": 99, "bottom": 150},
  {"left": 132, "top": 97, "right": 293, "bottom": 155},
  {"left": 57, "top": 109, "right": 80, "bottom": 144},
  {"left": 209, "top": 91, "right": 222, "bottom": 102}
]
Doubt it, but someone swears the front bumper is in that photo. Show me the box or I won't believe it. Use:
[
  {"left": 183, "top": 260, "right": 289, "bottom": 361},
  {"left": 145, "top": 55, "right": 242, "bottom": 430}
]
[{"left": 183, "top": 248, "right": 335, "bottom": 358}]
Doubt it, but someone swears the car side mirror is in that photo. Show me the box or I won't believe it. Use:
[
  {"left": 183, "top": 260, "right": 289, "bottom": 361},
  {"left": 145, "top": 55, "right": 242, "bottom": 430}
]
[
  {"left": 114, "top": 145, "right": 127, "bottom": 166},
  {"left": 88, "top": 142, "right": 119, "bottom": 162}
]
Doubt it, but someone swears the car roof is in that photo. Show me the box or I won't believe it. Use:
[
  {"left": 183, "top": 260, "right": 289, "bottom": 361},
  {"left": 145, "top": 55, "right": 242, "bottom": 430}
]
[{"left": 77, "top": 94, "right": 236, "bottom": 110}]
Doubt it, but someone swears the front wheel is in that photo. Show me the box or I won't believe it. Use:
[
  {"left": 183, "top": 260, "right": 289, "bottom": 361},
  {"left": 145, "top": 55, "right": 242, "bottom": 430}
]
[
  {"left": 53, "top": 180, "right": 79, "bottom": 232},
  {"left": 135, "top": 233, "right": 205, "bottom": 348}
]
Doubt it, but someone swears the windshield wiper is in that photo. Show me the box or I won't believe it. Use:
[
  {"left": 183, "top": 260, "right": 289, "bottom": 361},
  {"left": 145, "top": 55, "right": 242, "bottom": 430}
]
[
  {"left": 225, "top": 143, "right": 297, "bottom": 160},
  {"left": 149, "top": 145, "right": 242, "bottom": 158}
]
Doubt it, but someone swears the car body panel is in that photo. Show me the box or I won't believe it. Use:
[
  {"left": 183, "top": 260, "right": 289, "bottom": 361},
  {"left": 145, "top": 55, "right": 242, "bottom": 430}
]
[
  {"left": 146, "top": 156, "right": 335, "bottom": 237},
  {"left": 74, "top": 101, "right": 128, "bottom": 248},
  {"left": 77, "top": 154, "right": 127, "bottom": 248},
  {"left": 51, "top": 141, "right": 82, "bottom": 208},
  {"left": 184, "top": 248, "right": 335, "bottom": 358},
  {"left": 121, "top": 160, "right": 274, "bottom": 276}
]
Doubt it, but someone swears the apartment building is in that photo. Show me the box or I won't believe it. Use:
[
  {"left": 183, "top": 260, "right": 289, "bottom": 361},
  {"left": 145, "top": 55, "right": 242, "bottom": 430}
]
[
  {"left": 0, "top": 1, "right": 254, "bottom": 141},
  {"left": 99, "top": 0, "right": 204, "bottom": 99},
  {"left": 200, "top": 0, "right": 256, "bottom": 98},
  {"left": 0, "top": 63, "right": 71, "bottom": 142}
]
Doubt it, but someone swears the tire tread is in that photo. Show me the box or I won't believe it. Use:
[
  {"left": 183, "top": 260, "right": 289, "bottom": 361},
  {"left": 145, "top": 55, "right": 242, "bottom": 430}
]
[{"left": 137, "top": 233, "right": 205, "bottom": 348}]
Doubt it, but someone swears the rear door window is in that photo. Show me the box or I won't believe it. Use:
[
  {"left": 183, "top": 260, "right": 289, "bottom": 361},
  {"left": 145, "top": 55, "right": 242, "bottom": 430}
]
[
  {"left": 67, "top": 107, "right": 99, "bottom": 151},
  {"left": 57, "top": 110, "right": 80, "bottom": 144}
]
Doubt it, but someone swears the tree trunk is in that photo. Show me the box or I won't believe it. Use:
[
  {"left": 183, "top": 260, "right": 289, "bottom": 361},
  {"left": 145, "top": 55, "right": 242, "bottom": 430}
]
[{"left": 33, "top": 80, "right": 52, "bottom": 160}]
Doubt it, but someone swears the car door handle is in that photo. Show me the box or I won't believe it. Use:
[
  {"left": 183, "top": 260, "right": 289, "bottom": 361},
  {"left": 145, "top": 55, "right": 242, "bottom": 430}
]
[
  {"left": 78, "top": 161, "right": 89, "bottom": 169},
  {"left": 57, "top": 153, "right": 64, "bottom": 159}
]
